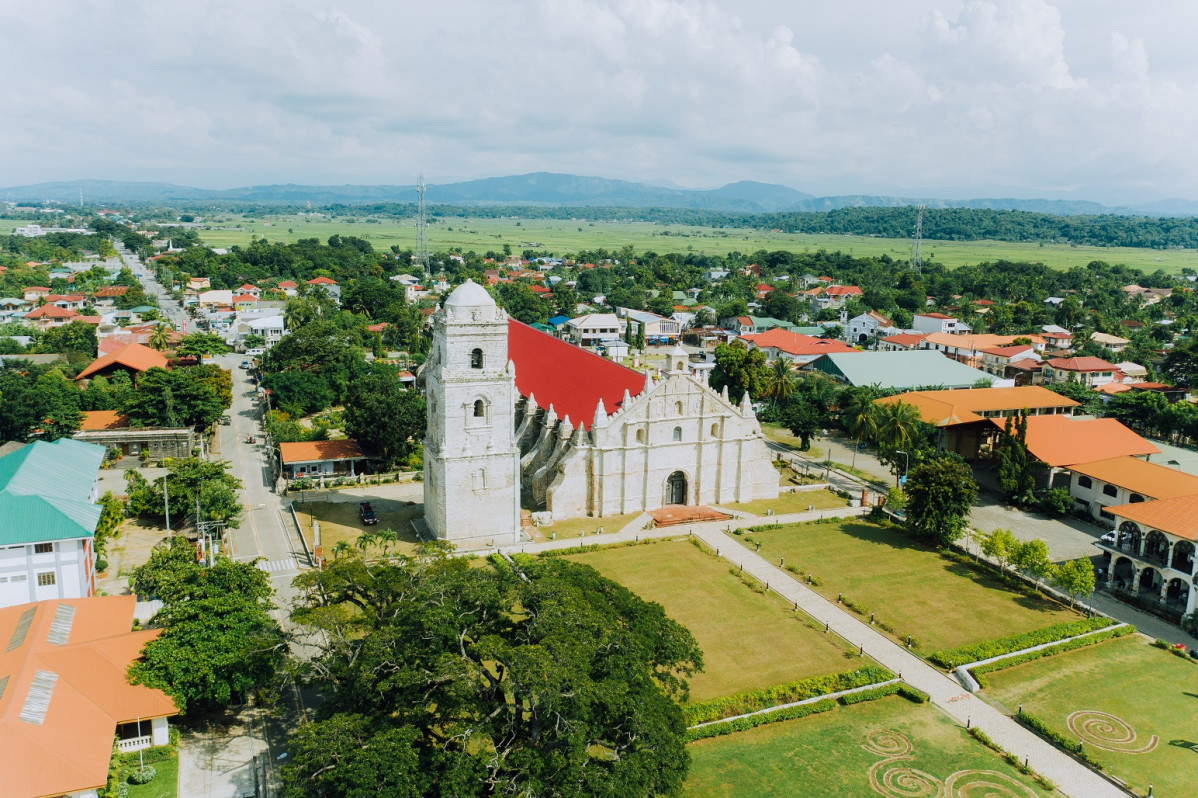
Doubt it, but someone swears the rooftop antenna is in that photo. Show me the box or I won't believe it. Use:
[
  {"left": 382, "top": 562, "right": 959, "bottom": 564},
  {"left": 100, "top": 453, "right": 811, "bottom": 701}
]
[
  {"left": 910, "top": 204, "right": 925, "bottom": 274},
  {"left": 416, "top": 174, "right": 430, "bottom": 277}
]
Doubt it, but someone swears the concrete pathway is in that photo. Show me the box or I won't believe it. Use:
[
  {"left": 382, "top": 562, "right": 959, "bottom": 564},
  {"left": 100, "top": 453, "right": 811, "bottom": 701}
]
[{"left": 497, "top": 508, "right": 1128, "bottom": 798}]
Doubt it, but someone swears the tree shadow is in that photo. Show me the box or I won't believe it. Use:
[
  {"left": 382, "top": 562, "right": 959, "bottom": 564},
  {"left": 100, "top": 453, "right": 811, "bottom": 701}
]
[{"left": 1168, "top": 739, "right": 1198, "bottom": 754}]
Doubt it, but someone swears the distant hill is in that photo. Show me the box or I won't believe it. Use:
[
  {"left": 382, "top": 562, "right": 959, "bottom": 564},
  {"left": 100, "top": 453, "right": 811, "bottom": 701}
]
[{"left": 2, "top": 173, "right": 1193, "bottom": 216}]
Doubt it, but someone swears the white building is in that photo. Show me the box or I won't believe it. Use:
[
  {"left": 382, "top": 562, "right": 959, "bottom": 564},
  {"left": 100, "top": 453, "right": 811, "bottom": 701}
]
[
  {"left": 844, "top": 310, "right": 895, "bottom": 344},
  {"left": 0, "top": 439, "right": 105, "bottom": 608},
  {"left": 564, "top": 313, "right": 623, "bottom": 346},
  {"left": 423, "top": 282, "right": 778, "bottom": 544},
  {"left": 912, "top": 313, "right": 970, "bottom": 335}
]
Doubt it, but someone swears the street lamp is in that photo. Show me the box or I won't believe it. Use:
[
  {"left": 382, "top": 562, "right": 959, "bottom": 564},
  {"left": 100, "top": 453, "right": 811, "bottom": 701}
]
[{"left": 895, "top": 449, "right": 910, "bottom": 486}]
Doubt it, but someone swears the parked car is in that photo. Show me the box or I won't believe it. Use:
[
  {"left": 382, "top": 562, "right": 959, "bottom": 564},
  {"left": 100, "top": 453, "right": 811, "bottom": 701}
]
[
  {"left": 245, "top": 348, "right": 265, "bottom": 357},
  {"left": 240, "top": 360, "right": 251, "bottom": 369},
  {"left": 359, "top": 501, "right": 378, "bottom": 525},
  {"left": 1099, "top": 531, "right": 1116, "bottom": 545}
]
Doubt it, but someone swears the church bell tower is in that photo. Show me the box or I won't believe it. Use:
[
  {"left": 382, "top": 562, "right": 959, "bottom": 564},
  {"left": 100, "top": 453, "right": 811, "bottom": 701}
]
[{"left": 423, "top": 280, "right": 521, "bottom": 546}]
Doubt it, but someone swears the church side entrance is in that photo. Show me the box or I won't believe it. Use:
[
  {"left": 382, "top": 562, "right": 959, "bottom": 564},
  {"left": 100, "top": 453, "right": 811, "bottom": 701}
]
[{"left": 666, "top": 471, "right": 687, "bottom": 505}]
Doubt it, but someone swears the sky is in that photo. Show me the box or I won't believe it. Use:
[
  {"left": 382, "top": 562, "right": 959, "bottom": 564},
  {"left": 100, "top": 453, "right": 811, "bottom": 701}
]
[{"left": 1, "top": 0, "right": 1196, "bottom": 204}]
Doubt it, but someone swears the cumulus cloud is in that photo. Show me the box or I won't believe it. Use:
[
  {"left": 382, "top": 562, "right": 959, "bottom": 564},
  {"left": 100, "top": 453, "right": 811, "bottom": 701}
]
[{"left": 0, "top": 0, "right": 1195, "bottom": 203}]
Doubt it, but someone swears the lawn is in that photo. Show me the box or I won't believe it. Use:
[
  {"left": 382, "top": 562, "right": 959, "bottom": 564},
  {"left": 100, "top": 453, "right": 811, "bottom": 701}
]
[
  {"left": 983, "top": 635, "right": 1198, "bottom": 797},
  {"left": 724, "top": 488, "right": 847, "bottom": 517},
  {"left": 567, "top": 539, "right": 858, "bottom": 702},
  {"left": 742, "top": 521, "right": 1079, "bottom": 654},
  {"left": 531, "top": 512, "right": 645, "bottom": 542},
  {"left": 124, "top": 750, "right": 178, "bottom": 798},
  {"left": 294, "top": 497, "right": 424, "bottom": 555},
  {"left": 191, "top": 212, "right": 1198, "bottom": 273},
  {"left": 684, "top": 694, "right": 1049, "bottom": 797},
  {"left": 761, "top": 423, "right": 822, "bottom": 458}
]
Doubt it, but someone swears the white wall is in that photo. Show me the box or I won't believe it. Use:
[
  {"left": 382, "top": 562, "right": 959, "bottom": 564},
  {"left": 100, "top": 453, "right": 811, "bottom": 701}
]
[{"left": 0, "top": 538, "right": 92, "bottom": 608}]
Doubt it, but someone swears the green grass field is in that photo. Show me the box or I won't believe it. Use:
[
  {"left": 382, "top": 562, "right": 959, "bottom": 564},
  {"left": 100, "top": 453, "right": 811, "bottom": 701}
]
[
  {"left": 983, "top": 635, "right": 1198, "bottom": 797},
  {"left": 684, "top": 694, "right": 1049, "bottom": 797},
  {"left": 723, "top": 488, "right": 848, "bottom": 516},
  {"left": 124, "top": 750, "right": 178, "bottom": 798},
  {"left": 178, "top": 212, "right": 1198, "bottom": 273},
  {"left": 567, "top": 540, "right": 857, "bottom": 701},
  {"left": 742, "top": 521, "right": 1079, "bottom": 654}
]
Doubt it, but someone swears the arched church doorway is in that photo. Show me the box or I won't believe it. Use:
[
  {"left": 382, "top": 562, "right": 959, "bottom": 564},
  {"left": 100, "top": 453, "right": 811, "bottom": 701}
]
[{"left": 666, "top": 471, "right": 687, "bottom": 505}]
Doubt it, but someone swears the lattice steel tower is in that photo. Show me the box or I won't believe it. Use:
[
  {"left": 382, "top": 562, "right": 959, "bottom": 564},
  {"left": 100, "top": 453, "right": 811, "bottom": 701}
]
[
  {"left": 910, "top": 204, "right": 926, "bottom": 274},
  {"left": 416, "top": 174, "right": 430, "bottom": 276}
]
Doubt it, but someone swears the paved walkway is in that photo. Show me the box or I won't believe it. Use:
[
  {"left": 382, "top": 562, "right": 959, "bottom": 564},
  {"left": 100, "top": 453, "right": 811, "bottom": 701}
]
[{"left": 497, "top": 507, "right": 1128, "bottom": 798}]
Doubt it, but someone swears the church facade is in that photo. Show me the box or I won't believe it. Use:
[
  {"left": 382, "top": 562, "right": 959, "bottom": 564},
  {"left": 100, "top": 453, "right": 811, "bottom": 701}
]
[{"left": 423, "top": 281, "right": 778, "bottom": 546}]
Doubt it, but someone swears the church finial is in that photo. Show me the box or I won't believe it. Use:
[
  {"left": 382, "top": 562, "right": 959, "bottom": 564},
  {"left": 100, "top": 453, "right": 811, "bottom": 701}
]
[
  {"left": 740, "top": 391, "right": 752, "bottom": 414},
  {"left": 644, "top": 370, "right": 653, "bottom": 393},
  {"left": 559, "top": 415, "right": 573, "bottom": 437},
  {"left": 622, "top": 388, "right": 632, "bottom": 408},
  {"left": 526, "top": 393, "right": 538, "bottom": 411},
  {"left": 721, "top": 384, "right": 729, "bottom": 402},
  {"left": 545, "top": 404, "right": 558, "bottom": 425},
  {"left": 593, "top": 398, "right": 608, "bottom": 429}
]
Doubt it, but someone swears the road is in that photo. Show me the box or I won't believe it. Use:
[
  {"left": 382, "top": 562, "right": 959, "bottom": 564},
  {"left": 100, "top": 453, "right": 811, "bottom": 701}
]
[{"left": 125, "top": 245, "right": 305, "bottom": 796}]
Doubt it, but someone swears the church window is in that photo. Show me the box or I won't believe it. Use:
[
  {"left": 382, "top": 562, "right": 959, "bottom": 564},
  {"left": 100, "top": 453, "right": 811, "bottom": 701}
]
[
  {"left": 473, "top": 468, "right": 487, "bottom": 491},
  {"left": 470, "top": 348, "right": 484, "bottom": 369},
  {"left": 473, "top": 399, "right": 486, "bottom": 418},
  {"left": 675, "top": 401, "right": 683, "bottom": 414},
  {"left": 635, "top": 428, "right": 646, "bottom": 444},
  {"left": 672, "top": 426, "right": 682, "bottom": 442},
  {"left": 710, "top": 422, "right": 718, "bottom": 437}
]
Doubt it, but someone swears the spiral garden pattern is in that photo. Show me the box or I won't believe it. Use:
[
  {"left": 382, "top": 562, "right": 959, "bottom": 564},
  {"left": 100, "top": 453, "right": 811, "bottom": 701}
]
[
  {"left": 1066, "top": 710, "right": 1158, "bottom": 753},
  {"left": 863, "top": 730, "right": 1039, "bottom": 798}
]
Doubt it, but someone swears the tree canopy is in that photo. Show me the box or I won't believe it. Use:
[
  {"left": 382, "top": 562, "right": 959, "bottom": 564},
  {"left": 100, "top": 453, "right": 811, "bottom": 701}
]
[
  {"left": 285, "top": 541, "right": 702, "bottom": 797},
  {"left": 904, "top": 454, "right": 978, "bottom": 546}
]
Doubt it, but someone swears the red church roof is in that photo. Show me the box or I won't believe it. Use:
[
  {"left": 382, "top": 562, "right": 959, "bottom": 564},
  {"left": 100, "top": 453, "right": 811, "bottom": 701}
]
[{"left": 507, "top": 320, "right": 644, "bottom": 430}]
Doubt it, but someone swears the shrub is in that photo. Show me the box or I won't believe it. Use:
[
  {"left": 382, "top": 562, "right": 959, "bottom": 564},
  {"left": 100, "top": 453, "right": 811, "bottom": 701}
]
[
  {"left": 837, "top": 683, "right": 900, "bottom": 705},
  {"left": 897, "top": 684, "right": 929, "bottom": 703},
  {"left": 685, "top": 698, "right": 837, "bottom": 742},
  {"left": 127, "top": 766, "right": 156, "bottom": 785},
  {"left": 1016, "top": 712, "right": 1102, "bottom": 768},
  {"left": 970, "top": 625, "right": 1134, "bottom": 687},
  {"left": 1036, "top": 487, "right": 1072, "bottom": 517},
  {"left": 927, "top": 617, "right": 1115, "bottom": 668},
  {"left": 683, "top": 666, "right": 893, "bottom": 725}
]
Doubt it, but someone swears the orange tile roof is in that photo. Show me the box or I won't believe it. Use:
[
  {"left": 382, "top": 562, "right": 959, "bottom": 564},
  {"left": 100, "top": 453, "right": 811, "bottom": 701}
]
[
  {"left": 1045, "top": 356, "right": 1116, "bottom": 372},
  {"left": 78, "top": 410, "right": 130, "bottom": 431},
  {"left": 279, "top": 439, "right": 365, "bottom": 464},
  {"left": 25, "top": 305, "right": 78, "bottom": 319},
  {"left": 92, "top": 285, "right": 130, "bottom": 297},
  {"left": 825, "top": 285, "right": 863, "bottom": 296},
  {"left": 1109, "top": 495, "right": 1198, "bottom": 541},
  {"left": 740, "top": 328, "right": 856, "bottom": 357},
  {"left": 875, "top": 386, "right": 1078, "bottom": 427},
  {"left": 75, "top": 343, "right": 169, "bottom": 381},
  {"left": 1070, "top": 456, "right": 1198, "bottom": 501},
  {"left": 986, "top": 415, "right": 1158, "bottom": 467},
  {"left": 307, "top": 276, "right": 337, "bottom": 285},
  {"left": 0, "top": 596, "right": 177, "bottom": 797},
  {"left": 924, "top": 332, "right": 1045, "bottom": 351},
  {"left": 880, "top": 333, "right": 928, "bottom": 347},
  {"left": 1096, "top": 382, "right": 1132, "bottom": 395}
]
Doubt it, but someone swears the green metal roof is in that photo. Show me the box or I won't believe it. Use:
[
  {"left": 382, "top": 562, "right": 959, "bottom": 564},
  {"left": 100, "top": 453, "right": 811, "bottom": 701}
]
[
  {"left": 0, "top": 439, "right": 105, "bottom": 545},
  {"left": 806, "top": 350, "right": 996, "bottom": 391},
  {"left": 747, "top": 316, "right": 798, "bottom": 331}
]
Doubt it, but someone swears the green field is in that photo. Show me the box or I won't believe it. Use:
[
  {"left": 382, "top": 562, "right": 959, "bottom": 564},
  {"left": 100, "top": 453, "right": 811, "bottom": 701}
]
[
  {"left": 723, "top": 488, "right": 848, "bottom": 516},
  {"left": 742, "top": 521, "right": 1079, "bottom": 654},
  {"left": 179, "top": 213, "right": 1198, "bottom": 273},
  {"left": 567, "top": 540, "right": 857, "bottom": 701},
  {"left": 684, "top": 694, "right": 1049, "bottom": 797},
  {"left": 983, "top": 635, "right": 1197, "bottom": 797}
]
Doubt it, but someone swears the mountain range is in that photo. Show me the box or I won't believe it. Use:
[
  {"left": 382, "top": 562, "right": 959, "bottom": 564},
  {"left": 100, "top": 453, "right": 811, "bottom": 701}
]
[{"left": 3, "top": 173, "right": 1195, "bottom": 216}]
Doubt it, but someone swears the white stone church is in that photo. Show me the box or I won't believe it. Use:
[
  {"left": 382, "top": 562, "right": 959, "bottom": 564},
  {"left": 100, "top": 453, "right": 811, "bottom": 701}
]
[{"left": 423, "top": 280, "right": 778, "bottom": 546}]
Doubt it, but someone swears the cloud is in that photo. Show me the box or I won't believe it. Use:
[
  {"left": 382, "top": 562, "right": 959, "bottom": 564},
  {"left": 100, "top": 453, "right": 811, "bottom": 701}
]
[{"left": 0, "top": 0, "right": 1195, "bottom": 203}]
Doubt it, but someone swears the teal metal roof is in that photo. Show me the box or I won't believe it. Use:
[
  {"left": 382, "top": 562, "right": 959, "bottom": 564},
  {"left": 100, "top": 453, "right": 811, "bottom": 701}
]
[
  {"left": 806, "top": 350, "right": 996, "bottom": 391},
  {"left": 0, "top": 439, "right": 105, "bottom": 545}
]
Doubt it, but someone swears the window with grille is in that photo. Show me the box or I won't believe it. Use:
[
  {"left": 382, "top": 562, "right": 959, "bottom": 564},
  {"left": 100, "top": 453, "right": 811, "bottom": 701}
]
[
  {"left": 34, "top": 543, "right": 53, "bottom": 554},
  {"left": 36, "top": 572, "right": 55, "bottom": 587}
]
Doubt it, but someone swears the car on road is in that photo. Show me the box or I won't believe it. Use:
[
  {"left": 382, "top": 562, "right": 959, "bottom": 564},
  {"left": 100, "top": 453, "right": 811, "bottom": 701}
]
[
  {"left": 240, "top": 361, "right": 251, "bottom": 369},
  {"left": 245, "top": 348, "right": 265, "bottom": 357},
  {"left": 359, "top": 502, "right": 378, "bottom": 525}
]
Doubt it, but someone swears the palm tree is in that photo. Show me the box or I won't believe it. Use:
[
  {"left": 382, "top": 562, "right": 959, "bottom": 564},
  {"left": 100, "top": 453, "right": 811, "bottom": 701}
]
[
  {"left": 764, "top": 359, "right": 797, "bottom": 405},
  {"left": 876, "top": 400, "right": 922, "bottom": 453},
  {"left": 843, "top": 391, "right": 881, "bottom": 471},
  {"left": 148, "top": 322, "right": 173, "bottom": 351}
]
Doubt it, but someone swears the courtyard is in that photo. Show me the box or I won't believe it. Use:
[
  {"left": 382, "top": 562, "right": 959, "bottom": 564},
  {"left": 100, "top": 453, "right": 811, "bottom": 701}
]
[
  {"left": 293, "top": 497, "right": 424, "bottom": 555},
  {"left": 982, "top": 635, "right": 1198, "bottom": 797},
  {"left": 684, "top": 694, "right": 1050, "bottom": 797},
  {"left": 740, "top": 520, "right": 1081, "bottom": 654},
  {"left": 567, "top": 539, "right": 862, "bottom": 702}
]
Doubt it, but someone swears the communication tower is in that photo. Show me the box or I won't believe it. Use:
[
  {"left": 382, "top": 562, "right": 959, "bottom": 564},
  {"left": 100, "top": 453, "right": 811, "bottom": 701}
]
[
  {"left": 910, "top": 204, "right": 926, "bottom": 274},
  {"left": 416, "top": 174, "right": 430, "bottom": 276}
]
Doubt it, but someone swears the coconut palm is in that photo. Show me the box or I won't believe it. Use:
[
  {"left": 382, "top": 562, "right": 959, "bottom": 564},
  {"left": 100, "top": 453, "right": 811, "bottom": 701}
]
[
  {"left": 764, "top": 359, "right": 797, "bottom": 405},
  {"left": 843, "top": 391, "right": 882, "bottom": 471},
  {"left": 876, "top": 400, "right": 922, "bottom": 452},
  {"left": 148, "top": 322, "right": 173, "bottom": 351}
]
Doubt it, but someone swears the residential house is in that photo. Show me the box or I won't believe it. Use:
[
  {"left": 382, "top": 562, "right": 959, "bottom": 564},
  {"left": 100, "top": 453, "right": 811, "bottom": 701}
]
[
  {"left": 1101, "top": 496, "right": 1196, "bottom": 612},
  {"left": 277, "top": 280, "right": 299, "bottom": 297},
  {"left": 720, "top": 315, "right": 796, "bottom": 335},
  {"left": 236, "top": 283, "right": 261, "bottom": 298},
  {"left": 741, "top": 328, "right": 857, "bottom": 365},
  {"left": 306, "top": 276, "right": 340, "bottom": 301},
  {"left": 1042, "top": 356, "right": 1119, "bottom": 387},
  {"left": 186, "top": 276, "right": 211, "bottom": 291},
  {"left": 912, "top": 313, "right": 970, "bottom": 335},
  {"left": 1040, "top": 324, "right": 1074, "bottom": 351},
  {"left": 72, "top": 411, "right": 195, "bottom": 459},
  {"left": 1090, "top": 331, "right": 1130, "bottom": 353},
  {"left": 1069, "top": 456, "right": 1198, "bottom": 528},
  {"left": 564, "top": 313, "right": 623, "bottom": 347},
  {"left": 0, "top": 595, "right": 179, "bottom": 797},
  {"left": 621, "top": 309, "right": 680, "bottom": 344},
  {"left": 0, "top": 439, "right": 105, "bottom": 608},
  {"left": 978, "top": 345, "right": 1041, "bottom": 378},
  {"left": 232, "top": 293, "right": 258, "bottom": 310},
  {"left": 90, "top": 285, "right": 129, "bottom": 310},
  {"left": 820, "top": 285, "right": 863, "bottom": 309},
  {"left": 23, "top": 304, "right": 79, "bottom": 330},
  {"left": 22, "top": 287, "right": 51, "bottom": 302},
  {"left": 844, "top": 310, "right": 895, "bottom": 344},
  {"left": 920, "top": 332, "right": 1046, "bottom": 369},
  {"left": 46, "top": 293, "right": 87, "bottom": 311},
  {"left": 279, "top": 439, "right": 366, "bottom": 481},
  {"left": 877, "top": 332, "right": 928, "bottom": 352},
  {"left": 75, "top": 343, "right": 169, "bottom": 385},
  {"left": 197, "top": 289, "right": 233, "bottom": 308},
  {"left": 985, "top": 415, "right": 1158, "bottom": 488}
]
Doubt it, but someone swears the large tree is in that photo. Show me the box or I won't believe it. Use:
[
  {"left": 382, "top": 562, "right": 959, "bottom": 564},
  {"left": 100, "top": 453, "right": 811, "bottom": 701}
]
[
  {"left": 343, "top": 365, "right": 426, "bottom": 466},
  {"left": 124, "top": 457, "right": 243, "bottom": 528},
  {"left": 995, "top": 413, "right": 1036, "bottom": 506},
  {"left": 904, "top": 454, "right": 978, "bottom": 546},
  {"left": 122, "top": 366, "right": 227, "bottom": 428},
  {"left": 709, "top": 340, "right": 769, "bottom": 401},
  {"left": 285, "top": 541, "right": 702, "bottom": 797}
]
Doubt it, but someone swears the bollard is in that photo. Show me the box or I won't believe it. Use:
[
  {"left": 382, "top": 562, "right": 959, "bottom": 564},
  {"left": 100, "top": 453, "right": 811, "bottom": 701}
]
[
  {"left": 765, "top": 582, "right": 769, "bottom": 591},
  {"left": 966, "top": 717, "right": 970, "bottom": 729},
  {"left": 716, "top": 548, "right": 720, "bottom": 557},
  {"left": 635, "top": 534, "right": 639, "bottom": 542},
  {"left": 1148, "top": 784, "right": 1153, "bottom": 797},
  {"left": 793, "top": 601, "right": 798, "bottom": 611},
  {"left": 838, "top": 592, "right": 842, "bottom": 603},
  {"left": 1023, "top": 756, "right": 1028, "bottom": 769},
  {"left": 906, "top": 635, "right": 911, "bottom": 647},
  {"left": 824, "top": 622, "right": 829, "bottom": 633},
  {"left": 807, "top": 574, "right": 812, "bottom": 584},
  {"left": 780, "top": 556, "right": 784, "bottom": 567},
  {"left": 870, "top": 612, "right": 875, "bottom": 625},
  {"left": 755, "top": 542, "right": 760, "bottom": 551},
  {"left": 858, "top": 644, "right": 863, "bottom": 656},
  {"left": 739, "top": 563, "right": 743, "bottom": 574},
  {"left": 1018, "top": 704, "right": 1022, "bottom": 716}
]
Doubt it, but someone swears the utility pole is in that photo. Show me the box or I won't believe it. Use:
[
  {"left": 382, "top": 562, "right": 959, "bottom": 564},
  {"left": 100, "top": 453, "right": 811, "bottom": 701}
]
[{"left": 163, "top": 475, "right": 171, "bottom": 537}]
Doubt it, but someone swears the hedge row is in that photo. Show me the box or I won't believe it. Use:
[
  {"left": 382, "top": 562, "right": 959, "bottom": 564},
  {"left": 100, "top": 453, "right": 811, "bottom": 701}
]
[
  {"left": 970, "top": 625, "right": 1135, "bottom": 687},
  {"left": 927, "top": 617, "right": 1115, "bottom": 668},
  {"left": 1016, "top": 711, "right": 1103, "bottom": 769},
  {"left": 685, "top": 698, "right": 838, "bottom": 742},
  {"left": 967, "top": 727, "right": 1058, "bottom": 792},
  {"left": 683, "top": 665, "right": 894, "bottom": 725}
]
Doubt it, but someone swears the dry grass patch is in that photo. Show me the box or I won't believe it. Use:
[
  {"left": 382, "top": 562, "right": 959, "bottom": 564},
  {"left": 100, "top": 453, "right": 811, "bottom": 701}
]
[
  {"left": 725, "top": 489, "right": 847, "bottom": 517},
  {"left": 567, "top": 540, "right": 859, "bottom": 702},
  {"left": 294, "top": 497, "right": 424, "bottom": 555},
  {"left": 530, "top": 512, "right": 645, "bottom": 543}
]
